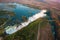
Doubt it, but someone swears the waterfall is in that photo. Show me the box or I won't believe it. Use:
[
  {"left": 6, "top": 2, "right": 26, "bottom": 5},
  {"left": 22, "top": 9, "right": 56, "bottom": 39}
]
[{"left": 5, "top": 10, "right": 47, "bottom": 34}]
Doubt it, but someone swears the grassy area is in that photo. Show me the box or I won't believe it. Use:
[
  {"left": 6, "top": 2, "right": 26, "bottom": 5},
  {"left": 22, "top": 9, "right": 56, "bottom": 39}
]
[{"left": 4, "top": 18, "right": 48, "bottom": 40}]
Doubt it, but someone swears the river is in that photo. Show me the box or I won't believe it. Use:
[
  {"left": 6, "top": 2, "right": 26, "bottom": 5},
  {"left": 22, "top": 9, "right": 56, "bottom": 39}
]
[{"left": 0, "top": 3, "right": 47, "bottom": 34}]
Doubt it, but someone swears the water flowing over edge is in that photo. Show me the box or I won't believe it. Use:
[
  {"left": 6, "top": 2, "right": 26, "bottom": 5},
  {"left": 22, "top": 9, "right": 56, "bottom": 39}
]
[{"left": 5, "top": 10, "right": 47, "bottom": 34}]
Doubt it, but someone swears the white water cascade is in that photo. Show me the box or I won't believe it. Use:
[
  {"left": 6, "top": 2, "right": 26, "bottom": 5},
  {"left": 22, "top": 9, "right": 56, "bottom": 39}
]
[{"left": 5, "top": 10, "right": 47, "bottom": 34}]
